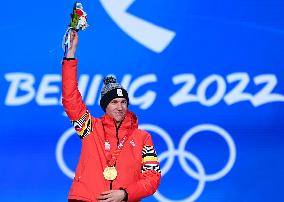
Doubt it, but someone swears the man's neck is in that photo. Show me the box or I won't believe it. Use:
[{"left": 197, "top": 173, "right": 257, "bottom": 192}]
[{"left": 115, "top": 121, "right": 122, "bottom": 128}]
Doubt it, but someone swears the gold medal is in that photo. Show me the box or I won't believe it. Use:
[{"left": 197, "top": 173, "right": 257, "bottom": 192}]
[{"left": 103, "top": 166, "right": 117, "bottom": 181}]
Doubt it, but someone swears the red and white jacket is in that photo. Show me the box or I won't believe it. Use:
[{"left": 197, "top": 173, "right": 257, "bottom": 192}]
[{"left": 62, "top": 59, "right": 161, "bottom": 202}]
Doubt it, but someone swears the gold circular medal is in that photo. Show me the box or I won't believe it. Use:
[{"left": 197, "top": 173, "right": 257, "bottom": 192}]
[{"left": 103, "top": 166, "right": 117, "bottom": 181}]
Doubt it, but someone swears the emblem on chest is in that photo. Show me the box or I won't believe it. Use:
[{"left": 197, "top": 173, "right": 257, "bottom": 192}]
[{"left": 105, "top": 141, "right": 111, "bottom": 151}]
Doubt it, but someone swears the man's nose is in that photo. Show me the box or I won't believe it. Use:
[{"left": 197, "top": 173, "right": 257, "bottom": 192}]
[{"left": 117, "top": 103, "right": 123, "bottom": 110}]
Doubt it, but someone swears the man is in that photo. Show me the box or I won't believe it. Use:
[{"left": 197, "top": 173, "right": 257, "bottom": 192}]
[{"left": 62, "top": 30, "right": 161, "bottom": 202}]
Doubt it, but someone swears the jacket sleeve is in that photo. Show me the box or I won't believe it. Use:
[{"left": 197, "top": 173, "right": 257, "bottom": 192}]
[
  {"left": 62, "top": 59, "right": 92, "bottom": 139},
  {"left": 123, "top": 133, "right": 161, "bottom": 201}
]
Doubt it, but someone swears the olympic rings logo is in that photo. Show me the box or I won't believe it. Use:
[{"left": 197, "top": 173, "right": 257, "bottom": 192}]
[
  {"left": 139, "top": 124, "right": 237, "bottom": 202},
  {"left": 55, "top": 124, "right": 236, "bottom": 202}
]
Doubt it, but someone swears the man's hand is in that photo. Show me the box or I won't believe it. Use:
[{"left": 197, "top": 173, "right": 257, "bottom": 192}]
[
  {"left": 97, "top": 190, "right": 126, "bottom": 202},
  {"left": 66, "top": 30, "right": 78, "bottom": 58}
]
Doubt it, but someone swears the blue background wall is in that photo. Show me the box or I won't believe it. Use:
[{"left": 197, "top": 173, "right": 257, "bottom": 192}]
[{"left": 1, "top": 0, "right": 284, "bottom": 201}]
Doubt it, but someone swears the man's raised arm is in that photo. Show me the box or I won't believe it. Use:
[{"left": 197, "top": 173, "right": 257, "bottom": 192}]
[{"left": 62, "top": 31, "right": 92, "bottom": 139}]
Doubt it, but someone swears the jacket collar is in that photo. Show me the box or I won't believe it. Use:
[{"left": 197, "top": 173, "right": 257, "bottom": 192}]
[{"left": 100, "top": 110, "right": 138, "bottom": 136}]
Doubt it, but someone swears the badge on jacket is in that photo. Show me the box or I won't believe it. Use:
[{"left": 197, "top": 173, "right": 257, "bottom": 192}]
[{"left": 105, "top": 141, "right": 111, "bottom": 151}]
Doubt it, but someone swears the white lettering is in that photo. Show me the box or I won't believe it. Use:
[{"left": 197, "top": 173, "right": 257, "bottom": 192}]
[
  {"left": 252, "top": 74, "right": 284, "bottom": 106},
  {"left": 224, "top": 73, "right": 253, "bottom": 105},
  {"left": 169, "top": 74, "right": 198, "bottom": 106},
  {"left": 121, "top": 74, "right": 132, "bottom": 91},
  {"left": 197, "top": 74, "right": 226, "bottom": 106},
  {"left": 36, "top": 75, "right": 61, "bottom": 105},
  {"left": 4, "top": 72, "right": 284, "bottom": 107},
  {"left": 128, "top": 74, "right": 157, "bottom": 109},
  {"left": 5, "top": 73, "right": 35, "bottom": 106}
]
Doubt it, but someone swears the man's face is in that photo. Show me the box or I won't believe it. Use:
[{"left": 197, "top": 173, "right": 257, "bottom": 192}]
[{"left": 105, "top": 98, "right": 128, "bottom": 124}]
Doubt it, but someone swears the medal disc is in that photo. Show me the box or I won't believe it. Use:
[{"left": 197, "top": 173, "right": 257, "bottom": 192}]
[{"left": 103, "top": 166, "right": 117, "bottom": 181}]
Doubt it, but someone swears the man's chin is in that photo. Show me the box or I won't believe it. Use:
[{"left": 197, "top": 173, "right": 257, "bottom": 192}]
[{"left": 114, "top": 115, "right": 125, "bottom": 123}]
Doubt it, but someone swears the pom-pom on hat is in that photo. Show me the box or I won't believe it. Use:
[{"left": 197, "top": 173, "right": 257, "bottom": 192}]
[{"left": 100, "top": 75, "right": 129, "bottom": 112}]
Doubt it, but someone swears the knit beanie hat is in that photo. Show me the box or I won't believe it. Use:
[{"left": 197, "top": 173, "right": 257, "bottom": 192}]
[{"left": 100, "top": 75, "right": 129, "bottom": 112}]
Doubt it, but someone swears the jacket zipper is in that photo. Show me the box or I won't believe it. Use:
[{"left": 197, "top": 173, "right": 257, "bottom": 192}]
[
  {"left": 110, "top": 121, "right": 122, "bottom": 190},
  {"left": 115, "top": 121, "right": 122, "bottom": 145},
  {"left": 115, "top": 124, "right": 120, "bottom": 146}
]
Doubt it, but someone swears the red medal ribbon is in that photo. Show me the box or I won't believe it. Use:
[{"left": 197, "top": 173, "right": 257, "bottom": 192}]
[{"left": 106, "top": 129, "right": 134, "bottom": 167}]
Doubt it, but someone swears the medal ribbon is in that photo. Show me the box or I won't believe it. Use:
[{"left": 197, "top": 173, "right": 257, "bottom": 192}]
[{"left": 106, "top": 129, "right": 134, "bottom": 167}]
